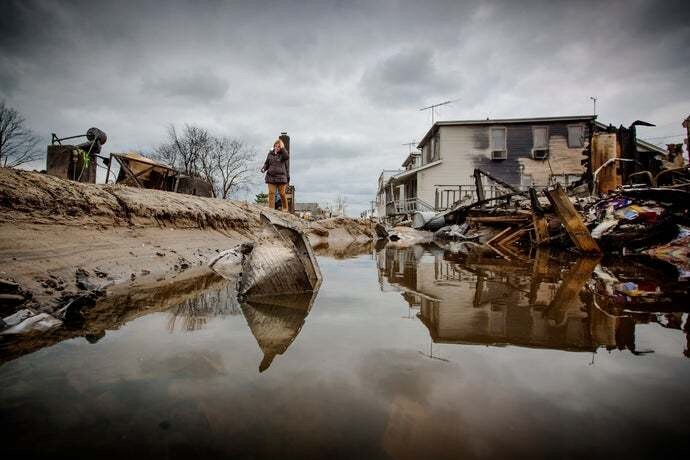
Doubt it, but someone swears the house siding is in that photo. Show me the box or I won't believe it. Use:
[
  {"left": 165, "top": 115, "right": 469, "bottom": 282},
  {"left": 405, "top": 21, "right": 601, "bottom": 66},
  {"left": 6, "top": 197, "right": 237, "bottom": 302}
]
[{"left": 415, "top": 121, "right": 589, "bottom": 205}]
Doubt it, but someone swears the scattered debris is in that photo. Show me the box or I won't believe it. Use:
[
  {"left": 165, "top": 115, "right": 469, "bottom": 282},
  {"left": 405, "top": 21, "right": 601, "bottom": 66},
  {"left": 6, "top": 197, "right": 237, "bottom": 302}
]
[
  {"left": 2, "top": 309, "right": 33, "bottom": 327},
  {"left": 0, "top": 313, "right": 62, "bottom": 335},
  {"left": 75, "top": 268, "right": 97, "bottom": 291}
]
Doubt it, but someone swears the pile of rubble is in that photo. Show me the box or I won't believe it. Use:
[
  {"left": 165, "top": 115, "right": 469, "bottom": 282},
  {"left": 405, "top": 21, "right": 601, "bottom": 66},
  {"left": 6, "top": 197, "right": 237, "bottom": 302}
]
[{"left": 425, "top": 166, "right": 690, "bottom": 278}]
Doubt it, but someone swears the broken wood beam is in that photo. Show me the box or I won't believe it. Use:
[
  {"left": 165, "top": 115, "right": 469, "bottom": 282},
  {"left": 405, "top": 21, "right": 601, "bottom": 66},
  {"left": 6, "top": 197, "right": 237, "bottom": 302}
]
[
  {"left": 545, "top": 184, "right": 601, "bottom": 254},
  {"left": 474, "top": 168, "right": 528, "bottom": 196},
  {"left": 466, "top": 215, "right": 531, "bottom": 224},
  {"left": 473, "top": 169, "right": 486, "bottom": 202},
  {"left": 486, "top": 226, "right": 515, "bottom": 246},
  {"left": 113, "top": 155, "right": 144, "bottom": 188},
  {"left": 528, "top": 187, "right": 549, "bottom": 244},
  {"left": 532, "top": 214, "right": 549, "bottom": 244}
]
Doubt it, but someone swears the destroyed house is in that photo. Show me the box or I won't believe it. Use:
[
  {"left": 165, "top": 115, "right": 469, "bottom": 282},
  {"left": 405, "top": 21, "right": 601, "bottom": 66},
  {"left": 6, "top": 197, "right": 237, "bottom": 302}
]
[{"left": 379, "top": 115, "right": 666, "bottom": 217}]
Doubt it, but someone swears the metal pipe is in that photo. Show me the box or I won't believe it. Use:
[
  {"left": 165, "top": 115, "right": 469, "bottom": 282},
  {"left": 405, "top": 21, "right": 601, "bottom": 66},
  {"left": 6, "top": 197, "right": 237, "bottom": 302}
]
[{"left": 591, "top": 158, "right": 639, "bottom": 195}]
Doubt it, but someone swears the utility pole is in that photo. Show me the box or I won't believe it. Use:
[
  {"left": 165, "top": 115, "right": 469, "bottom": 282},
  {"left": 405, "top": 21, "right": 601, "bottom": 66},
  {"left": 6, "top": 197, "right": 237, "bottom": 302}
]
[
  {"left": 419, "top": 99, "right": 459, "bottom": 124},
  {"left": 590, "top": 96, "right": 597, "bottom": 116},
  {"left": 683, "top": 115, "right": 690, "bottom": 157}
]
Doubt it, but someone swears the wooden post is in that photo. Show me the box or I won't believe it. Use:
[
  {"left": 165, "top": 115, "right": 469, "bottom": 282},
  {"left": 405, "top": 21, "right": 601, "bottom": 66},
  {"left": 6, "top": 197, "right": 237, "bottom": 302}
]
[
  {"left": 591, "top": 133, "right": 621, "bottom": 193},
  {"left": 545, "top": 256, "right": 600, "bottom": 326},
  {"left": 529, "top": 188, "right": 549, "bottom": 244},
  {"left": 105, "top": 153, "right": 112, "bottom": 184},
  {"left": 473, "top": 168, "right": 486, "bottom": 202},
  {"left": 545, "top": 183, "right": 601, "bottom": 254}
]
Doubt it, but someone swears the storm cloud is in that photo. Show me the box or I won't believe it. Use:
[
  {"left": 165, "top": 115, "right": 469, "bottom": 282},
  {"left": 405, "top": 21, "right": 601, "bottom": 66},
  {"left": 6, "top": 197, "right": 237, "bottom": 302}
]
[{"left": 1, "top": 0, "right": 688, "bottom": 214}]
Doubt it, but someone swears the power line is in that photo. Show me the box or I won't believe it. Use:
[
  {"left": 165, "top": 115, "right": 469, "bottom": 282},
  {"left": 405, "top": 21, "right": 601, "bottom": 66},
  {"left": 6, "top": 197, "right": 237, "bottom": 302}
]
[
  {"left": 640, "top": 134, "right": 684, "bottom": 140},
  {"left": 401, "top": 141, "right": 417, "bottom": 153}
]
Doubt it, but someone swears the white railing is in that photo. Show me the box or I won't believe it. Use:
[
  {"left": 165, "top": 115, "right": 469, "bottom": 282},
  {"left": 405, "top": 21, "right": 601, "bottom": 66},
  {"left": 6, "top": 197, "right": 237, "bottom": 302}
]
[
  {"left": 434, "top": 184, "right": 504, "bottom": 211},
  {"left": 385, "top": 197, "right": 436, "bottom": 215}
]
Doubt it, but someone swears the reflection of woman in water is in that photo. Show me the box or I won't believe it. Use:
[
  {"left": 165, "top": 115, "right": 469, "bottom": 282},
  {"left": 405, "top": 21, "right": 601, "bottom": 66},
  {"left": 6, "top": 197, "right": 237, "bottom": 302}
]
[{"left": 261, "top": 139, "right": 289, "bottom": 212}]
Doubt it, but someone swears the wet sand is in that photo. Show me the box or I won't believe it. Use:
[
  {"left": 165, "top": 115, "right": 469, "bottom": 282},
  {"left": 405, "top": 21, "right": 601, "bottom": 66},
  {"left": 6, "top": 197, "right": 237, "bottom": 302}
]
[{"left": 0, "top": 167, "right": 373, "bottom": 314}]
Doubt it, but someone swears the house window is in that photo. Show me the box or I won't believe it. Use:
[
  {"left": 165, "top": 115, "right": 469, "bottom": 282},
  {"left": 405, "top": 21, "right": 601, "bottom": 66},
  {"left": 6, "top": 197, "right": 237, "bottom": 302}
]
[
  {"left": 490, "top": 127, "right": 506, "bottom": 150},
  {"left": 432, "top": 131, "right": 440, "bottom": 162},
  {"left": 532, "top": 126, "right": 549, "bottom": 160},
  {"left": 490, "top": 127, "right": 507, "bottom": 160},
  {"left": 533, "top": 126, "right": 548, "bottom": 149},
  {"left": 424, "top": 144, "right": 432, "bottom": 164},
  {"left": 568, "top": 125, "right": 585, "bottom": 148}
]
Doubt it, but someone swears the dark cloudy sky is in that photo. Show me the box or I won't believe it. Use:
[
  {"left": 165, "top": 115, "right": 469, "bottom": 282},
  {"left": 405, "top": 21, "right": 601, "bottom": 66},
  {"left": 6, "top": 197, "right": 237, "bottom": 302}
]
[{"left": 1, "top": 0, "right": 688, "bottom": 214}]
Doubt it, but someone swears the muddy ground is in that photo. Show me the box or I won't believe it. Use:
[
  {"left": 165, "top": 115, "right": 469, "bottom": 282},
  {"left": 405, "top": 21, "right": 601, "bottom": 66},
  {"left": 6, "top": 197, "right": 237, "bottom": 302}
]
[{"left": 0, "top": 168, "right": 374, "bottom": 319}]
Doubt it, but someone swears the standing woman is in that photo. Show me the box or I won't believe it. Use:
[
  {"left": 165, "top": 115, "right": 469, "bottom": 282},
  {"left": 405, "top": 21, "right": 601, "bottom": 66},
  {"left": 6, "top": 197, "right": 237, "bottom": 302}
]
[{"left": 261, "top": 139, "right": 290, "bottom": 212}]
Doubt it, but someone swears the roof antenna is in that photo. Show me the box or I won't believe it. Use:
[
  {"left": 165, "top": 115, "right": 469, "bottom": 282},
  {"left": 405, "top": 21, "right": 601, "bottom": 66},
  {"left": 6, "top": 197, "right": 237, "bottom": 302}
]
[
  {"left": 419, "top": 98, "right": 460, "bottom": 124},
  {"left": 401, "top": 141, "right": 417, "bottom": 153}
]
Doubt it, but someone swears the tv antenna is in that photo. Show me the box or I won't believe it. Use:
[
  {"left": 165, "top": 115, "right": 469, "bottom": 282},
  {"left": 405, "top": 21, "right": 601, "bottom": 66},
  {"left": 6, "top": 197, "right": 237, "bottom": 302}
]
[
  {"left": 401, "top": 141, "right": 417, "bottom": 153},
  {"left": 419, "top": 98, "right": 459, "bottom": 124}
]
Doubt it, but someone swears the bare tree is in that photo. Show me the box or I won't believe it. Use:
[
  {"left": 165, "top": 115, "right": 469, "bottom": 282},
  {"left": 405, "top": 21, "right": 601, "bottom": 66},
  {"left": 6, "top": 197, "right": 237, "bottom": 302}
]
[
  {"left": 0, "top": 101, "right": 41, "bottom": 168},
  {"left": 154, "top": 123, "right": 255, "bottom": 199},
  {"left": 206, "top": 137, "right": 255, "bottom": 199},
  {"left": 154, "top": 124, "right": 212, "bottom": 176},
  {"left": 334, "top": 194, "right": 348, "bottom": 215}
]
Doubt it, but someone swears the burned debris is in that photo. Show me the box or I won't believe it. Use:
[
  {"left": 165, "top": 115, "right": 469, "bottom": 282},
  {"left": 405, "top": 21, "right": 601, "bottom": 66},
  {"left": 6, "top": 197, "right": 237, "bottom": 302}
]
[
  {"left": 47, "top": 127, "right": 108, "bottom": 183},
  {"left": 46, "top": 127, "right": 214, "bottom": 197},
  {"left": 402, "top": 118, "right": 690, "bottom": 281}
]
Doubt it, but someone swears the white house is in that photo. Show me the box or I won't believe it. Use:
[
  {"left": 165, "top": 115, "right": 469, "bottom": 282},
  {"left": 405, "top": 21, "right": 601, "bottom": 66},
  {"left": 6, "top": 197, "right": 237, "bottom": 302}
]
[{"left": 376, "top": 115, "right": 666, "bottom": 219}]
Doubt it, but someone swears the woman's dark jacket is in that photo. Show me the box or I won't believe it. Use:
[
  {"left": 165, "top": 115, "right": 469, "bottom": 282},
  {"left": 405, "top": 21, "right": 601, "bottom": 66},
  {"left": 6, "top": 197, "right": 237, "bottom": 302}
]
[{"left": 262, "top": 148, "right": 290, "bottom": 184}]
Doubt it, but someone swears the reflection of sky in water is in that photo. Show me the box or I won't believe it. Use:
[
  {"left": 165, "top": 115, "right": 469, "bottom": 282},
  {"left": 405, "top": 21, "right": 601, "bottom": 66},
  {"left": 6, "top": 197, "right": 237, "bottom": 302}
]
[{"left": 1, "top": 248, "right": 689, "bottom": 459}]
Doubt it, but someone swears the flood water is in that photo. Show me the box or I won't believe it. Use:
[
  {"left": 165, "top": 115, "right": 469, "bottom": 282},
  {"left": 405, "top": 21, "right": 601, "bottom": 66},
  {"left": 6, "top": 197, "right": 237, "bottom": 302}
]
[{"left": 1, "top": 243, "right": 690, "bottom": 459}]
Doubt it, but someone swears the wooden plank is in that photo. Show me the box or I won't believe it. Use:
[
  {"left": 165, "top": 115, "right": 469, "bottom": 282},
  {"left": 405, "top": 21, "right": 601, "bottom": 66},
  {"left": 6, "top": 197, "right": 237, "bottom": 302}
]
[
  {"left": 467, "top": 216, "right": 530, "bottom": 224},
  {"left": 475, "top": 168, "right": 527, "bottom": 196},
  {"left": 502, "top": 227, "right": 531, "bottom": 246},
  {"left": 114, "top": 156, "right": 144, "bottom": 188},
  {"left": 486, "top": 227, "right": 514, "bottom": 246},
  {"left": 473, "top": 169, "right": 486, "bottom": 202},
  {"left": 591, "top": 133, "right": 621, "bottom": 194},
  {"left": 545, "top": 256, "right": 600, "bottom": 326},
  {"left": 532, "top": 214, "right": 549, "bottom": 244},
  {"left": 545, "top": 184, "right": 601, "bottom": 254},
  {"left": 105, "top": 153, "right": 112, "bottom": 184}
]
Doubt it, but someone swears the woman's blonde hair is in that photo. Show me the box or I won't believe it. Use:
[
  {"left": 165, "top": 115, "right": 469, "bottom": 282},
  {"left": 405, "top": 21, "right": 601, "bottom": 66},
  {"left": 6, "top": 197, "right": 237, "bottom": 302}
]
[{"left": 273, "top": 139, "right": 285, "bottom": 149}]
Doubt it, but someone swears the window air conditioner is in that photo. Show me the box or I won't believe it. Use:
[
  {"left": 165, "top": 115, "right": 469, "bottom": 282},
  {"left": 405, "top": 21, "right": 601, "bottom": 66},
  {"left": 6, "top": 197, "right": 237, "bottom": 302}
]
[
  {"left": 532, "top": 149, "right": 549, "bottom": 160},
  {"left": 491, "top": 150, "right": 507, "bottom": 160}
]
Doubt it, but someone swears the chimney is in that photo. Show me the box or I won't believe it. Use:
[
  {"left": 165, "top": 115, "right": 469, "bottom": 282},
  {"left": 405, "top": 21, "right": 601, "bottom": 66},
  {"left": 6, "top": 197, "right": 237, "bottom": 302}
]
[{"left": 279, "top": 132, "right": 290, "bottom": 152}]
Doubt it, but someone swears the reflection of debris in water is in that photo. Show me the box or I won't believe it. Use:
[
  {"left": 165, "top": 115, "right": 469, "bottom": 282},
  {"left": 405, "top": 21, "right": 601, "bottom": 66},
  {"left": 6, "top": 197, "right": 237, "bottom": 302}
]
[
  {"left": 376, "top": 243, "right": 690, "bottom": 357},
  {"left": 312, "top": 240, "right": 374, "bottom": 259},
  {"left": 167, "top": 283, "right": 242, "bottom": 332},
  {"left": 0, "top": 270, "right": 236, "bottom": 365},
  {"left": 240, "top": 291, "right": 319, "bottom": 372}
]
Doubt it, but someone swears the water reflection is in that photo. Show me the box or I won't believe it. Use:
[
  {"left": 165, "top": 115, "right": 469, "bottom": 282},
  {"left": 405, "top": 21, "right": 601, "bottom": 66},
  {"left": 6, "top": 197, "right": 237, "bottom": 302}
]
[
  {"left": 312, "top": 240, "right": 374, "bottom": 258},
  {"left": 2, "top": 247, "right": 690, "bottom": 458},
  {"left": 377, "top": 244, "right": 690, "bottom": 357},
  {"left": 0, "top": 270, "right": 236, "bottom": 364},
  {"left": 167, "top": 282, "right": 242, "bottom": 332},
  {"left": 241, "top": 291, "right": 319, "bottom": 372},
  {"left": 0, "top": 269, "right": 320, "bottom": 373}
]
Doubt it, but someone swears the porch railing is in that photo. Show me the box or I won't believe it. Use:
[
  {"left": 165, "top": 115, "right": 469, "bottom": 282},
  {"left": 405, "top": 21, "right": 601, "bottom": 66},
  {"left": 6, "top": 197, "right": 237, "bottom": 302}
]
[
  {"left": 434, "top": 184, "right": 503, "bottom": 211},
  {"left": 385, "top": 197, "right": 435, "bottom": 215}
]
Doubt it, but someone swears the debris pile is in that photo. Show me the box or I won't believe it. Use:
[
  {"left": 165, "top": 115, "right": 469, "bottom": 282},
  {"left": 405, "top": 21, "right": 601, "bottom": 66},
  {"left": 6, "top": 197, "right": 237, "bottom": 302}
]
[{"left": 419, "top": 163, "right": 690, "bottom": 277}]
